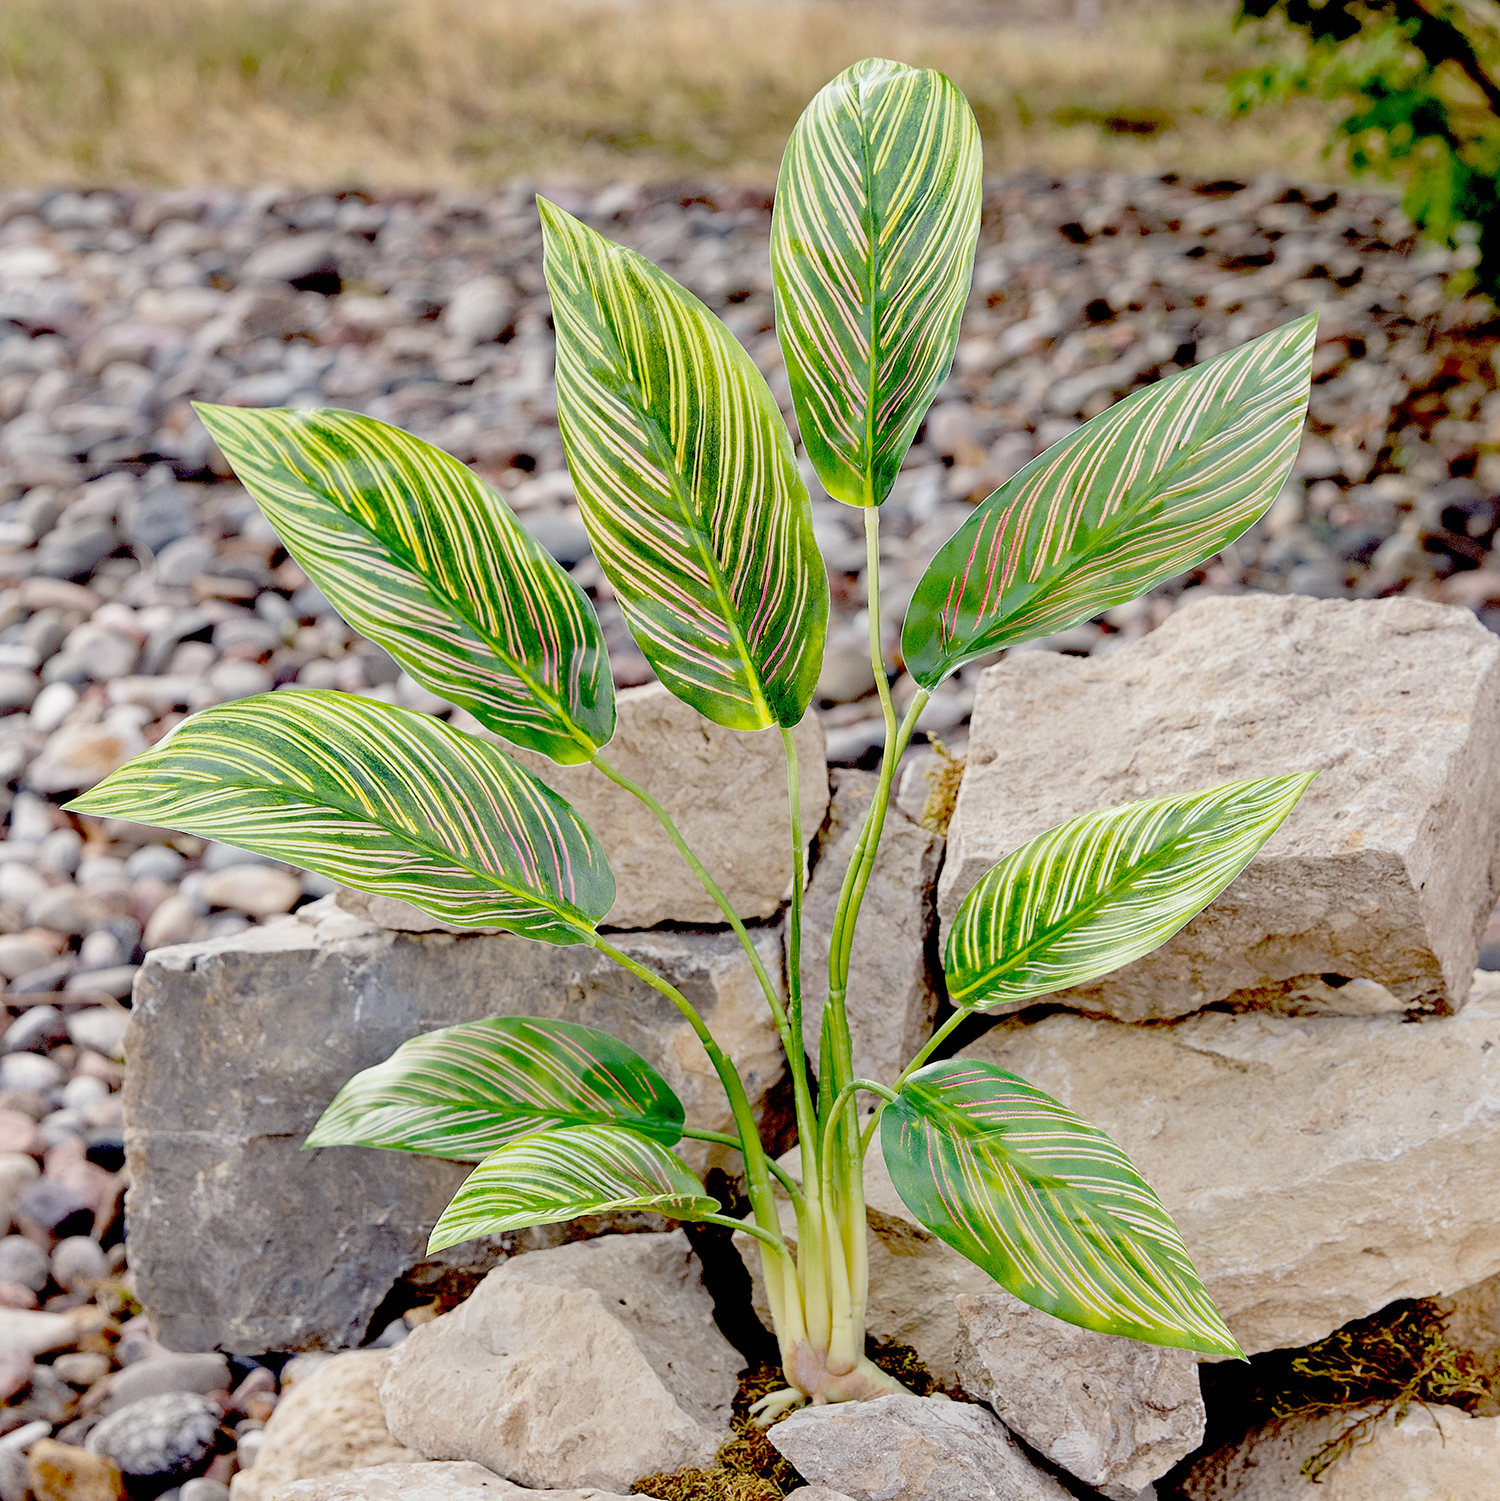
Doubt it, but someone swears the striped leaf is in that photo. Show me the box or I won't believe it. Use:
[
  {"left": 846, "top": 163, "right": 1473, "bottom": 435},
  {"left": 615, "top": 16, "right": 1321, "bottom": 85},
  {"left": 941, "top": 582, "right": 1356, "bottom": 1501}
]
[
  {"left": 541, "top": 199, "right": 828, "bottom": 731},
  {"left": 772, "top": 56, "right": 982, "bottom": 508},
  {"left": 66, "top": 690, "right": 612, "bottom": 945},
  {"left": 883, "top": 1060, "right": 1241, "bottom": 1356},
  {"left": 194, "top": 404, "right": 612, "bottom": 766},
  {"left": 428, "top": 1123, "right": 717, "bottom": 1252},
  {"left": 946, "top": 775, "right": 1315, "bottom": 1012},
  {"left": 901, "top": 315, "right": 1317, "bottom": 687},
  {"left": 307, "top": 1016, "right": 684, "bottom": 1159}
]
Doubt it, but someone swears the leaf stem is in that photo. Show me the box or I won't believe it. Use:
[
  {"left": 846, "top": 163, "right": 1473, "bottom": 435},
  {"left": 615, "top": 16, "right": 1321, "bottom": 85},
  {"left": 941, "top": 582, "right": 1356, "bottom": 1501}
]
[
  {"left": 589, "top": 750, "right": 792, "bottom": 1034},
  {"left": 678, "top": 1127, "right": 805, "bottom": 1209},
  {"left": 591, "top": 933, "right": 785, "bottom": 1252}
]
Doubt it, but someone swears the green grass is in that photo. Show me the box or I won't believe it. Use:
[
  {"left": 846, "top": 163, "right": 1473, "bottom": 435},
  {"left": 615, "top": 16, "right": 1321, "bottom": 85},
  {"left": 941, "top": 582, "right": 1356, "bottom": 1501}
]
[{"left": 0, "top": 0, "right": 1347, "bottom": 189}]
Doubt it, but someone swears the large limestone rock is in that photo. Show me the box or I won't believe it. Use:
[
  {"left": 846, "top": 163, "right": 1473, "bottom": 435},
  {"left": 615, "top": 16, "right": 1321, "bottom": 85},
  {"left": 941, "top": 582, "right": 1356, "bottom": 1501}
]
[
  {"left": 954, "top": 1290, "right": 1203, "bottom": 1499},
  {"left": 768, "top": 1393, "right": 1074, "bottom": 1501},
  {"left": 964, "top": 972, "right": 1500, "bottom": 1355},
  {"left": 1181, "top": 1404, "right": 1500, "bottom": 1499},
  {"left": 230, "top": 1351, "right": 416, "bottom": 1501},
  {"left": 378, "top": 1233, "right": 738, "bottom": 1493},
  {"left": 277, "top": 1461, "right": 632, "bottom": 1501},
  {"left": 942, "top": 595, "right": 1500, "bottom": 1019},
  {"left": 799, "top": 770, "right": 944, "bottom": 1084},
  {"left": 127, "top": 899, "right": 786, "bottom": 1352},
  {"left": 455, "top": 682, "right": 828, "bottom": 929}
]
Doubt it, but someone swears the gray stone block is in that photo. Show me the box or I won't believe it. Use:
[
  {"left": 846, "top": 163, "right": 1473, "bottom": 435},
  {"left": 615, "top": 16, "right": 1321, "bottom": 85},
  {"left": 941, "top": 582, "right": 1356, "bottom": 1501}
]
[{"left": 126, "top": 899, "right": 787, "bottom": 1353}]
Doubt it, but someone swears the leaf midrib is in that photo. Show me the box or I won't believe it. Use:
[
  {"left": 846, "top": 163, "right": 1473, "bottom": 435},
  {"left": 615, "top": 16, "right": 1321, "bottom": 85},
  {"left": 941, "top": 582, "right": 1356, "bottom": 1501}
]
[
  {"left": 566, "top": 231, "right": 774, "bottom": 724},
  {"left": 947, "top": 809, "right": 1213, "bottom": 1005},
  {"left": 97, "top": 748, "right": 600, "bottom": 937},
  {"left": 272, "top": 428, "right": 601, "bottom": 755}
]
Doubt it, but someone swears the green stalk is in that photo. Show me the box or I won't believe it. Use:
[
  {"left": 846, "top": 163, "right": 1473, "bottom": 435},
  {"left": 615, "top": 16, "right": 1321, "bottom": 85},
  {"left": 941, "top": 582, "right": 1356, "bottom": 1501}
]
[
  {"left": 591, "top": 933, "right": 785, "bottom": 1252},
  {"left": 679, "top": 1127, "right": 806, "bottom": 1210}
]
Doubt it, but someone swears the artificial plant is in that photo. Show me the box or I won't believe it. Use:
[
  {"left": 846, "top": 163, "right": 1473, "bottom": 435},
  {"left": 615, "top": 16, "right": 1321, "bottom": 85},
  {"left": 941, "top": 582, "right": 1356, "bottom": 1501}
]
[{"left": 72, "top": 58, "right": 1318, "bottom": 1416}]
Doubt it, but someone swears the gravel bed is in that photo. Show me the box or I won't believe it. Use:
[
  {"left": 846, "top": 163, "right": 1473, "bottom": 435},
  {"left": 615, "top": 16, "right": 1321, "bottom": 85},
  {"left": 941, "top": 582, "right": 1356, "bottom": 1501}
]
[{"left": 0, "top": 170, "right": 1497, "bottom": 1475}]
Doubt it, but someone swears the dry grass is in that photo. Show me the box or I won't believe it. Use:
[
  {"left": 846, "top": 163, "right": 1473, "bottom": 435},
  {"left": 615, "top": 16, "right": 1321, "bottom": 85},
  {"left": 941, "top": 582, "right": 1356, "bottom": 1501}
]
[{"left": 0, "top": 0, "right": 1345, "bottom": 190}]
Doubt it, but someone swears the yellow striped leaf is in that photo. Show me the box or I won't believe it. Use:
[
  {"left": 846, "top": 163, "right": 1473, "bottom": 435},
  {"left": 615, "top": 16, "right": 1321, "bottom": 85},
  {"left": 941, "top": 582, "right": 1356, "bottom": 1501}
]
[
  {"left": 902, "top": 315, "right": 1317, "bottom": 687},
  {"left": 428, "top": 1123, "right": 716, "bottom": 1252},
  {"left": 307, "top": 1016, "right": 684, "bottom": 1159},
  {"left": 66, "top": 691, "right": 613, "bottom": 945},
  {"left": 195, "top": 404, "right": 613, "bottom": 765},
  {"left": 883, "top": 1060, "right": 1242, "bottom": 1357},
  {"left": 772, "top": 56, "right": 982, "bottom": 507},
  {"left": 541, "top": 199, "right": 828, "bottom": 731},
  {"left": 946, "top": 775, "right": 1315, "bottom": 1012}
]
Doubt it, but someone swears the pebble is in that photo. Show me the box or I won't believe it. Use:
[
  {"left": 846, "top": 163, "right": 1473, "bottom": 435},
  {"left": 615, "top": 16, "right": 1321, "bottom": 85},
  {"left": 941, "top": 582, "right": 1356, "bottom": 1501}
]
[
  {"left": 26, "top": 721, "right": 148, "bottom": 795},
  {"left": 50, "top": 1236, "right": 107, "bottom": 1291},
  {"left": 179, "top": 1481, "right": 230, "bottom": 1501},
  {"left": 200, "top": 866, "right": 301, "bottom": 918},
  {"left": 64, "top": 1010, "right": 128, "bottom": 1060},
  {"left": 84, "top": 1392, "right": 222, "bottom": 1479},
  {"left": 2, "top": 1007, "right": 68, "bottom": 1055},
  {"left": 52, "top": 1352, "right": 109, "bottom": 1387},
  {"left": 0, "top": 1237, "right": 50, "bottom": 1293},
  {"left": 0, "top": 1054, "right": 64, "bottom": 1094},
  {"left": 0, "top": 936, "right": 60, "bottom": 981},
  {"left": 27, "top": 1438, "right": 123, "bottom": 1501},
  {"left": 14, "top": 1177, "right": 93, "bottom": 1240}
]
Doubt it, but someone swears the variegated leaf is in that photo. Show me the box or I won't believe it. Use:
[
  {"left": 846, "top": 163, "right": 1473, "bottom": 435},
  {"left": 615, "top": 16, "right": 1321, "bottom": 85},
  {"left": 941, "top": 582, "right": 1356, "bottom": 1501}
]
[
  {"left": 307, "top": 1016, "right": 684, "bottom": 1158},
  {"left": 902, "top": 315, "right": 1317, "bottom": 687},
  {"left": 194, "top": 404, "right": 613, "bottom": 765},
  {"left": 428, "top": 1123, "right": 716, "bottom": 1252},
  {"left": 946, "top": 775, "right": 1315, "bottom": 1012},
  {"left": 883, "top": 1060, "right": 1241, "bottom": 1357},
  {"left": 540, "top": 199, "right": 828, "bottom": 731},
  {"left": 66, "top": 690, "right": 612, "bottom": 944},
  {"left": 772, "top": 56, "right": 982, "bottom": 508}
]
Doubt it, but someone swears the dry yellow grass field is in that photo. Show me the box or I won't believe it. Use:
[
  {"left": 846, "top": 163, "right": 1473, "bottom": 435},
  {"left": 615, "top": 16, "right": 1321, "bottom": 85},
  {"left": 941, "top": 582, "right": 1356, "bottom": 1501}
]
[{"left": 0, "top": 0, "right": 1344, "bottom": 189}]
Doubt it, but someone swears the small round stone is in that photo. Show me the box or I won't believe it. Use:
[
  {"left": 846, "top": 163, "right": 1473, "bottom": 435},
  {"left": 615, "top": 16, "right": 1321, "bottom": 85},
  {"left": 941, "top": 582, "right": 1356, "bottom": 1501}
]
[
  {"left": 52, "top": 1234, "right": 108, "bottom": 1291},
  {"left": 85, "top": 1391, "right": 223, "bottom": 1478},
  {"left": 0, "top": 1235, "right": 50, "bottom": 1293}
]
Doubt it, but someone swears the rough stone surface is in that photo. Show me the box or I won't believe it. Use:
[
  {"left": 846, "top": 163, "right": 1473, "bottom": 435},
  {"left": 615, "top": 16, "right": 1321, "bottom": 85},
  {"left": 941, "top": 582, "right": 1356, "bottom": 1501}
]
[
  {"left": 1181, "top": 1404, "right": 1500, "bottom": 1499},
  {"left": 783, "top": 1491, "right": 858, "bottom": 1501},
  {"left": 953, "top": 1290, "right": 1203, "bottom": 1499},
  {"left": 503, "top": 682, "right": 828, "bottom": 928},
  {"left": 277, "top": 1461, "right": 632, "bottom": 1501},
  {"left": 941, "top": 595, "right": 1500, "bottom": 1019},
  {"left": 963, "top": 971, "right": 1500, "bottom": 1356},
  {"left": 127, "top": 898, "right": 786, "bottom": 1351},
  {"left": 228, "top": 1352, "right": 416, "bottom": 1501},
  {"left": 767, "top": 1393, "right": 1074, "bottom": 1501},
  {"left": 378, "top": 1232, "right": 736, "bottom": 1492},
  {"left": 800, "top": 771, "right": 943, "bottom": 1084}
]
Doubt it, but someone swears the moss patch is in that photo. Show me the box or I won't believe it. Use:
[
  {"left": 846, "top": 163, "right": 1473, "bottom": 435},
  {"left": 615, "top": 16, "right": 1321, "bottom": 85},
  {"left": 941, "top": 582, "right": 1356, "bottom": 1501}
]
[
  {"left": 917, "top": 739, "right": 965, "bottom": 837},
  {"left": 632, "top": 1338, "right": 950, "bottom": 1500},
  {"left": 1270, "top": 1300, "right": 1494, "bottom": 1481}
]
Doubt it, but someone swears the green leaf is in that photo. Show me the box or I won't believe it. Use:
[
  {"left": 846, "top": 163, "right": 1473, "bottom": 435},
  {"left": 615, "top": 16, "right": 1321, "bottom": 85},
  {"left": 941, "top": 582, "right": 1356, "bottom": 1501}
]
[
  {"left": 772, "top": 56, "right": 982, "bottom": 508},
  {"left": 428, "top": 1123, "right": 717, "bottom": 1252},
  {"left": 194, "top": 404, "right": 613, "bottom": 766},
  {"left": 883, "top": 1059, "right": 1241, "bottom": 1357},
  {"left": 307, "top": 1016, "right": 684, "bottom": 1159},
  {"left": 901, "top": 315, "right": 1318, "bottom": 688},
  {"left": 946, "top": 774, "right": 1315, "bottom": 1012},
  {"left": 540, "top": 198, "right": 828, "bottom": 731},
  {"left": 66, "top": 690, "right": 612, "bottom": 944}
]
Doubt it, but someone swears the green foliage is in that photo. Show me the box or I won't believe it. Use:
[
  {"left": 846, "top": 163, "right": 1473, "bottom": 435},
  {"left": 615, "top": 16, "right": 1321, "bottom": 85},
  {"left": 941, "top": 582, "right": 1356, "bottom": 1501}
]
[
  {"left": 70, "top": 57, "right": 1322, "bottom": 1409},
  {"left": 307, "top": 1017, "right": 686, "bottom": 1158},
  {"left": 883, "top": 1060, "right": 1242, "bottom": 1357},
  {"left": 944, "top": 775, "right": 1315, "bottom": 1014},
  {"left": 1233, "top": 1, "right": 1500, "bottom": 293}
]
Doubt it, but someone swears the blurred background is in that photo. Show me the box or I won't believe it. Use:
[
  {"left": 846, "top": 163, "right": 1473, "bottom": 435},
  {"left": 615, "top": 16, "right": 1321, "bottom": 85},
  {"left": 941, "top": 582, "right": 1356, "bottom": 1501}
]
[{"left": 0, "top": 0, "right": 1343, "bottom": 188}]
